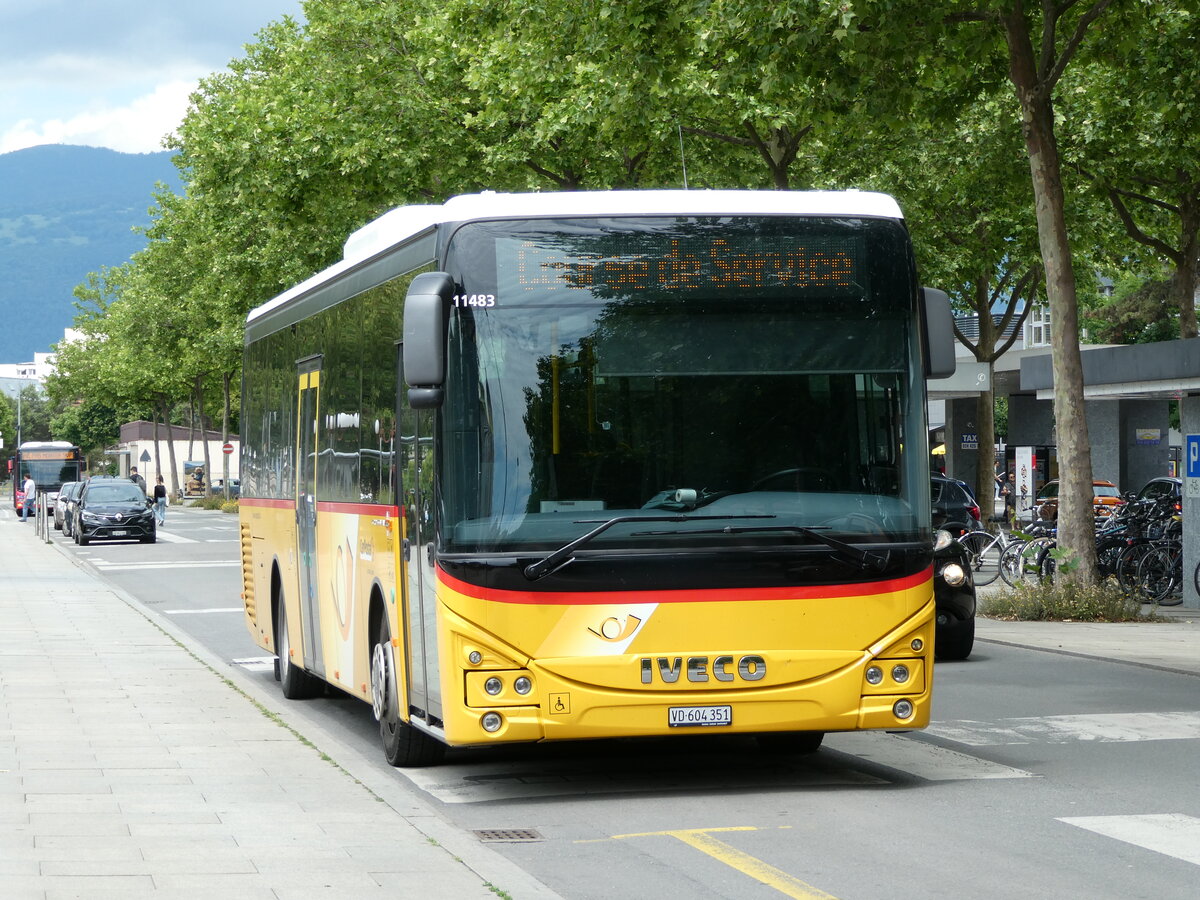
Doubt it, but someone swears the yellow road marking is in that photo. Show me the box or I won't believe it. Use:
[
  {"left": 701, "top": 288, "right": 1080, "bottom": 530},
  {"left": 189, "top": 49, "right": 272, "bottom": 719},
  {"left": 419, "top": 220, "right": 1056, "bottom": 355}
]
[{"left": 599, "top": 827, "right": 838, "bottom": 899}]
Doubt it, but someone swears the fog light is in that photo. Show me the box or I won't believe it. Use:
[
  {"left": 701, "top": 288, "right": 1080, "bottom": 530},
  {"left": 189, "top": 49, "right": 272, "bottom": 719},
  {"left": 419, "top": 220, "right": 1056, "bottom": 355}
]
[
  {"left": 514, "top": 676, "right": 532, "bottom": 695},
  {"left": 910, "top": 638, "right": 924, "bottom": 652},
  {"left": 866, "top": 665, "right": 884, "bottom": 685},
  {"left": 941, "top": 562, "right": 966, "bottom": 586},
  {"left": 467, "top": 650, "right": 483, "bottom": 665},
  {"left": 481, "top": 712, "right": 503, "bottom": 733},
  {"left": 891, "top": 664, "right": 910, "bottom": 684},
  {"left": 484, "top": 676, "right": 503, "bottom": 696},
  {"left": 893, "top": 699, "right": 915, "bottom": 720}
]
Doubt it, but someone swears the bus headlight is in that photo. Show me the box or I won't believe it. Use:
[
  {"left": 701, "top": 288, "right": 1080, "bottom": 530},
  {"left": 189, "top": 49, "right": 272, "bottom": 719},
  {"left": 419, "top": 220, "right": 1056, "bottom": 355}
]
[
  {"left": 891, "top": 664, "right": 910, "bottom": 684},
  {"left": 514, "top": 676, "right": 532, "bottom": 695},
  {"left": 866, "top": 666, "right": 884, "bottom": 685},
  {"left": 893, "top": 699, "right": 915, "bottom": 720},
  {"left": 481, "top": 712, "right": 503, "bottom": 733},
  {"left": 484, "top": 677, "right": 503, "bottom": 696}
]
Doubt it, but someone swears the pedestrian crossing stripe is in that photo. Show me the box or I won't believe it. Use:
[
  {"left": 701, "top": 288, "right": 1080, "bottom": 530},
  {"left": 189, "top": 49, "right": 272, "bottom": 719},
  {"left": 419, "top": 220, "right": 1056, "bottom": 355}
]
[
  {"left": 926, "top": 711, "right": 1200, "bottom": 745},
  {"left": 1059, "top": 814, "right": 1200, "bottom": 867}
]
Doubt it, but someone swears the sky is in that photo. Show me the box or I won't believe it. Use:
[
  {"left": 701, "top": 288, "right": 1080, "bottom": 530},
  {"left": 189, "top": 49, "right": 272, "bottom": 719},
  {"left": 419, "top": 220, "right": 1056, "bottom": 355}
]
[{"left": 0, "top": 0, "right": 306, "bottom": 156}]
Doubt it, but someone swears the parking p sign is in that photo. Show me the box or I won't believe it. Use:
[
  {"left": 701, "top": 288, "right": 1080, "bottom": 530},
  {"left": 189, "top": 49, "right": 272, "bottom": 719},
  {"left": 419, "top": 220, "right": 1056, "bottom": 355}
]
[{"left": 1188, "top": 434, "right": 1200, "bottom": 498}]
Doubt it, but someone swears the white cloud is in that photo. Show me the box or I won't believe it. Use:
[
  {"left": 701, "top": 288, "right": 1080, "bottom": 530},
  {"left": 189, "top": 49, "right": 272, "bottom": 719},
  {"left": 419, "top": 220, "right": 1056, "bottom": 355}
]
[{"left": 0, "top": 80, "right": 196, "bottom": 154}]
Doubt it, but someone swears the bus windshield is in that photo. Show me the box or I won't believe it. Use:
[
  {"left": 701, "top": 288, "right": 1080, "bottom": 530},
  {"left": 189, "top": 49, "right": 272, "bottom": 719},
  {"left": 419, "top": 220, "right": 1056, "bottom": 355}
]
[{"left": 439, "top": 216, "right": 930, "bottom": 555}]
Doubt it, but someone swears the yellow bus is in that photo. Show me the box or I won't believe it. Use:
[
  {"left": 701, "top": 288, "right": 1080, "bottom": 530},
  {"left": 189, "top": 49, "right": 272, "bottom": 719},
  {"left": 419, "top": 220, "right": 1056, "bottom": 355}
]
[{"left": 239, "top": 191, "right": 959, "bottom": 766}]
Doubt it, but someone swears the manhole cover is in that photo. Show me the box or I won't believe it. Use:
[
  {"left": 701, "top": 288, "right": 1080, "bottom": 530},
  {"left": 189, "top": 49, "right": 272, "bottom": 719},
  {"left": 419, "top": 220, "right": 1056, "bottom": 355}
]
[{"left": 473, "top": 829, "right": 545, "bottom": 843}]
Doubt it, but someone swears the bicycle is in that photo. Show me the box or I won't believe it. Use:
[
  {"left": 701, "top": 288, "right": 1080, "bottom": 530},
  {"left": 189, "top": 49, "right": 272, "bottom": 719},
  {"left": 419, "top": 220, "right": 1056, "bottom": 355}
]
[{"left": 957, "top": 517, "right": 1015, "bottom": 587}]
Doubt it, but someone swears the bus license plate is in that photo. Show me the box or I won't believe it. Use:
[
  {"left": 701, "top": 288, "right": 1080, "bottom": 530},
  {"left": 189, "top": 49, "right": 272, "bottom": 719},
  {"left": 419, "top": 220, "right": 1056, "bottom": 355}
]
[{"left": 668, "top": 705, "right": 732, "bottom": 727}]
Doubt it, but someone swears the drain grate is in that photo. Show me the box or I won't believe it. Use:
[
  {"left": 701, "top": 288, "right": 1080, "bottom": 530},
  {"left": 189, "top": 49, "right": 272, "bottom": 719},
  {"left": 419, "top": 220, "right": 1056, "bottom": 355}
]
[{"left": 474, "top": 828, "right": 545, "bottom": 843}]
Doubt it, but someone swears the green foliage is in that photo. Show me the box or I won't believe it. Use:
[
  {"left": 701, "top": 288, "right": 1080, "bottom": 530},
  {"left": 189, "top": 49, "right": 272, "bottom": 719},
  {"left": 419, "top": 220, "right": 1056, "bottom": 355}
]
[{"left": 983, "top": 579, "right": 1157, "bottom": 623}]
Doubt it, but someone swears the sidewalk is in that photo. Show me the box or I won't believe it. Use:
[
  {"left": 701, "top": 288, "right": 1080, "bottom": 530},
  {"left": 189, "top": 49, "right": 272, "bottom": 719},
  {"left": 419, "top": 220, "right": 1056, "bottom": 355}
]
[
  {"left": 0, "top": 513, "right": 559, "bottom": 899},
  {"left": 975, "top": 582, "right": 1200, "bottom": 677}
]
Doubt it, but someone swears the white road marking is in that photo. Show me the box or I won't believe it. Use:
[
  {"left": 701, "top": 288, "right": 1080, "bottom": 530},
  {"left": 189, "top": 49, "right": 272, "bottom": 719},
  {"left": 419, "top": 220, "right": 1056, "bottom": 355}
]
[
  {"left": 824, "top": 732, "right": 1036, "bottom": 781},
  {"left": 93, "top": 560, "right": 238, "bottom": 571},
  {"left": 155, "top": 531, "right": 198, "bottom": 543},
  {"left": 233, "top": 656, "right": 277, "bottom": 673},
  {"left": 164, "top": 607, "right": 244, "bottom": 615},
  {"left": 1059, "top": 814, "right": 1200, "bottom": 866},
  {"left": 927, "top": 711, "right": 1200, "bottom": 745}
]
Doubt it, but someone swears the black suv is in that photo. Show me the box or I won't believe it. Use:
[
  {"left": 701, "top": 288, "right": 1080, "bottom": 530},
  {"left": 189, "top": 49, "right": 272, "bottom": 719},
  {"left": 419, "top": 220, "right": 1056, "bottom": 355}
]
[
  {"left": 73, "top": 477, "right": 156, "bottom": 545},
  {"left": 931, "top": 474, "right": 982, "bottom": 536}
]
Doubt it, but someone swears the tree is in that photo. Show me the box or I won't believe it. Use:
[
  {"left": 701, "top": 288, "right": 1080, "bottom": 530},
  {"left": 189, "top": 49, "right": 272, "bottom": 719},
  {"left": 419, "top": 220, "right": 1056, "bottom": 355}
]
[{"left": 1070, "top": 4, "right": 1200, "bottom": 340}]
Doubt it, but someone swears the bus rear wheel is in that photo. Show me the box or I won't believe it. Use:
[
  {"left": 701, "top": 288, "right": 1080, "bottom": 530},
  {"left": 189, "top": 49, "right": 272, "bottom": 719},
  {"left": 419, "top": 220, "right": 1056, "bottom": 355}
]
[{"left": 371, "top": 615, "right": 444, "bottom": 767}]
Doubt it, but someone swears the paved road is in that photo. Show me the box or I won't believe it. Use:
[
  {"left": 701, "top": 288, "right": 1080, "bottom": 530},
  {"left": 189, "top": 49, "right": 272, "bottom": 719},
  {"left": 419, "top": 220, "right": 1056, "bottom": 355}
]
[{"left": 37, "top": 508, "right": 1200, "bottom": 899}]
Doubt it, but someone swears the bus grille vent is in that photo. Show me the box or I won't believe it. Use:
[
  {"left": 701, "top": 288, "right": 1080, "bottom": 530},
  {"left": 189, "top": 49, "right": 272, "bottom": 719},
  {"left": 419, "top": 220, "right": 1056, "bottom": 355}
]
[{"left": 239, "top": 521, "right": 256, "bottom": 624}]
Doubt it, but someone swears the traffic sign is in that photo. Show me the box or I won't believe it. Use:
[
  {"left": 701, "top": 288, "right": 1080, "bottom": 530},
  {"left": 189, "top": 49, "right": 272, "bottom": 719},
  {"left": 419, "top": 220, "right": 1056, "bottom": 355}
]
[
  {"left": 222, "top": 442, "right": 234, "bottom": 455},
  {"left": 1187, "top": 434, "right": 1200, "bottom": 479}
]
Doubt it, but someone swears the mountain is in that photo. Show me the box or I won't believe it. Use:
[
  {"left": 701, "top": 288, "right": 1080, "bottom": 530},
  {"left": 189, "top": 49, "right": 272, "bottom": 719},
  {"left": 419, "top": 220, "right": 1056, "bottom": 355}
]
[{"left": 0, "top": 144, "right": 182, "bottom": 363}]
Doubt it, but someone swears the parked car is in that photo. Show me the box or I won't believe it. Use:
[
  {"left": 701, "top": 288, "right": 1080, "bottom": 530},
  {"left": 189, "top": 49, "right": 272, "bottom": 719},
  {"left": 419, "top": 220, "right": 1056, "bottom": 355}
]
[
  {"left": 931, "top": 473, "right": 981, "bottom": 536},
  {"left": 53, "top": 481, "right": 81, "bottom": 533},
  {"left": 213, "top": 477, "right": 240, "bottom": 497},
  {"left": 1134, "top": 476, "right": 1182, "bottom": 508},
  {"left": 72, "top": 476, "right": 156, "bottom": 545},
  {"left": 1035, "top": 479, "right": 1123, "bottom": 522}
]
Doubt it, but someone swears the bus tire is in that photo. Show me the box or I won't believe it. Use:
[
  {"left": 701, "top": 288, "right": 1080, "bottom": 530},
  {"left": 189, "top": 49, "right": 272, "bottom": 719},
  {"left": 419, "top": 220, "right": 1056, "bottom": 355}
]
[
  {"left": 371, "top": 615, "right": 444, "bottom": 767},
  {"left": 275, "top": 597, "right": 322, "bottom": 700},
  {"left": 757, "top": 732, "right": 824, "bottom": 754}
]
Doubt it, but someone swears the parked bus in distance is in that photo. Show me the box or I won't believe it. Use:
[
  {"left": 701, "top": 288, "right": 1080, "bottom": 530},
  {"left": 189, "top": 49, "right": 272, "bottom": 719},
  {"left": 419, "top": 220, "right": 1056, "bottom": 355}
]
[
  {"left": 12, "top": 441, "right": 84, "bottom": 512},
  {"left": 239, "top": 191, "right": 958, "bottom": 766}
]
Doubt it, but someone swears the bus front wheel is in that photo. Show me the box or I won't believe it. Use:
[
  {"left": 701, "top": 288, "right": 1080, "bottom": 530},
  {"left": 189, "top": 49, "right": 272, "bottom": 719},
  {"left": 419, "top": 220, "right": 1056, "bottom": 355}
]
[
  {"left": 371, "top": 616, "right": 444, "bottom": 767},
  {"left": 275, "top": 598, "right": 322, "bottom": 699}
]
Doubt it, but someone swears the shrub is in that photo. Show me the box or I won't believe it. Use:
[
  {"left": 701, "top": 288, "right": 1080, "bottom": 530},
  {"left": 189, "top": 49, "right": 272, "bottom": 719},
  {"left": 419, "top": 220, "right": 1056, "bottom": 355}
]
[
  {"left": 188, "top": 495, "right": 229, "bottom": 511},
  {"left": 982, "top": 579, "right": 1163, "bottom": 622},
  {"left": 220, "top": 500, "right": 239, "bottom": 514}
]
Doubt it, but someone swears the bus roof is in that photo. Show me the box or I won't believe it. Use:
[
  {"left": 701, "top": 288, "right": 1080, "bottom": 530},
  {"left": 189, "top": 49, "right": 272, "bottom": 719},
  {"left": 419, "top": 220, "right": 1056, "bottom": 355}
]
[{"left": 246, "top": 189, "right": 904, "bottom": 328}]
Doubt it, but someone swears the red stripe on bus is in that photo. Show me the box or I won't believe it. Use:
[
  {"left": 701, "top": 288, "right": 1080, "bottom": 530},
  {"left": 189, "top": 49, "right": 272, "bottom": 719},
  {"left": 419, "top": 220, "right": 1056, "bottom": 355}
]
[
  {"left": 437, "top": 565, "right": 933, "bottom": 605},
  {"left": 239, "top": 497, "right": 296, "bottom": 510}
]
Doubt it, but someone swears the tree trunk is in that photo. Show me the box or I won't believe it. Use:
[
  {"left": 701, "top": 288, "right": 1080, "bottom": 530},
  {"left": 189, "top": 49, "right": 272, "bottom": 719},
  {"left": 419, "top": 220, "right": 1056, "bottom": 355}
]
[
  {"left": 221, "top": 371, "right": 232, "bottom": 500},
  {"left": 1175, "top": 191, "right": 1199, "bottom": 339},
  {"left": 159, "top": 397, "right": 180, "bottom": 499},
  {"left": 196, "top": 379, "right": 213, "bottom": 500},
  {"left": 1004, "top": 13, "right": 1098, "bottom": 581}
]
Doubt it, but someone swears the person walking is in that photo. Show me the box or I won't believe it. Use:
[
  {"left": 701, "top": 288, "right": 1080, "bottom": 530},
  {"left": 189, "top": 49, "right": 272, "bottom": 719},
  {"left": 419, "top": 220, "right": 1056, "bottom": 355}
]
[
  {"left": 153, "top": 475, "right": 167, "bottom": 526},
  {"left": 129, "top": 466, "right": 147, "bottom": 493},
  {"left": 20, "top": 472, "right": 36, "bottom": 522}
]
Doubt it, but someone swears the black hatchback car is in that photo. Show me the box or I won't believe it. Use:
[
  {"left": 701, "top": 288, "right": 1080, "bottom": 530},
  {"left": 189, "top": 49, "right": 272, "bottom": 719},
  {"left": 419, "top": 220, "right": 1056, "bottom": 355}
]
[{"left": 73, "top": 477, "right": 156, "bottom": 545}]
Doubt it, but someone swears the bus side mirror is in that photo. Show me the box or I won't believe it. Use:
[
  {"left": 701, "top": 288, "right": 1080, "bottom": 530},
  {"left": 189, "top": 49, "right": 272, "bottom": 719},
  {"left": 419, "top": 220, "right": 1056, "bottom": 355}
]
[
  {"left": 922, "top": 287, "right": 956, "bottom": 379},
  {"left": 403, "top": 271, "right": 455, "bottom": 409}
]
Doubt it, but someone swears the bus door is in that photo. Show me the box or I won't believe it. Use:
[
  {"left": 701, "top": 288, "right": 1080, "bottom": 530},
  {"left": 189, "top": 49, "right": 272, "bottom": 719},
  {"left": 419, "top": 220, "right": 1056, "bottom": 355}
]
[
  {"left": 397, "top": 346, "right": 442, "bottom": 727},
  {"left": 295, "top": 356, "right": 325, "bottom": 678}
]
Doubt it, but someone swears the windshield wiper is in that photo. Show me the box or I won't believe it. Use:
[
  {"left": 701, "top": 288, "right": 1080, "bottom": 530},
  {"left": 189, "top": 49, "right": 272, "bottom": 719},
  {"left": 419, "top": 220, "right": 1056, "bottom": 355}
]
[
  {"left": 523, "top": 514, "right": 775, "bottom": 581},
  {"left": 633, "top": 523, "right": 890, "bottom": 574}
]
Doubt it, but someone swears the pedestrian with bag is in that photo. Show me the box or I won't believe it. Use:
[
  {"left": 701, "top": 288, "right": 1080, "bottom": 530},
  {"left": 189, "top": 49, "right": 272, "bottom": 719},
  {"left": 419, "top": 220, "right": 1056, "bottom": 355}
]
[
  {"left": 129, "top": 466, "right": 147, "bottom": 493},
  {"left": 153, "top": 475, "right": 167, "bottom": 526}
]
